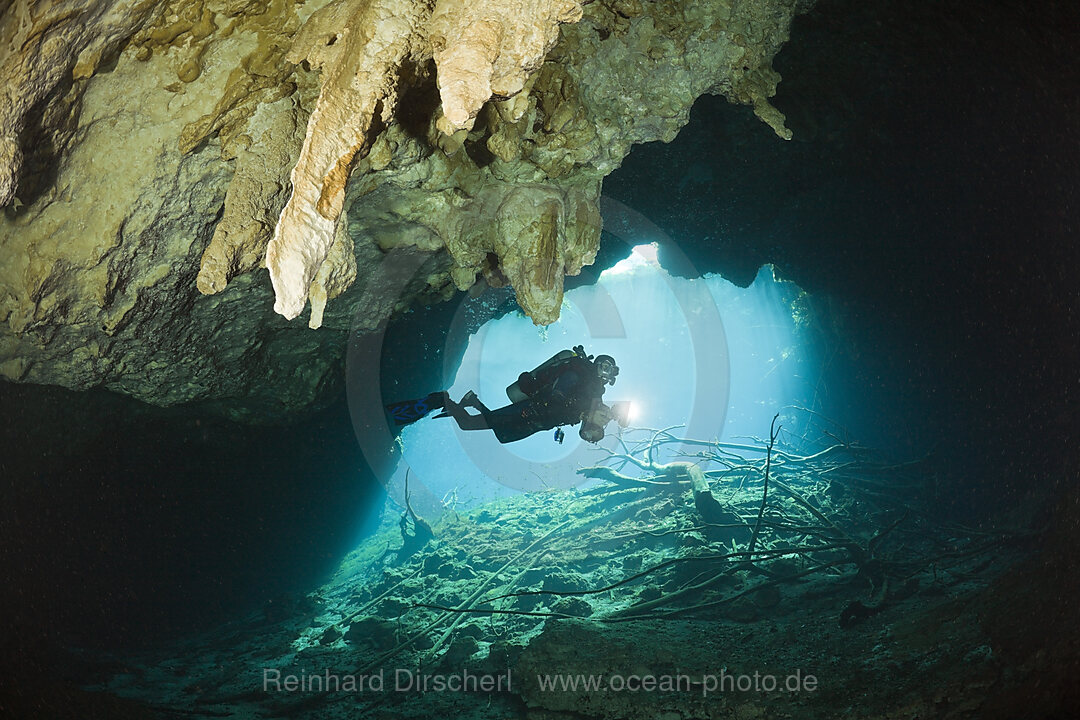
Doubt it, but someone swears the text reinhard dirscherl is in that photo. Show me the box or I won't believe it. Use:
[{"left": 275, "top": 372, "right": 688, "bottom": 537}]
[
  {"left": 263, "top": 668, "right": 511, "bottom": 694},
  {"left": 262, "top": 668, "right": 818, "bottom": 698}
]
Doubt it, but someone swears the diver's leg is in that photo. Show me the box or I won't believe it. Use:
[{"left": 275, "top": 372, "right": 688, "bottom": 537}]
[{"left": 441, "top": 397, "right": 490, "bottom": 431}]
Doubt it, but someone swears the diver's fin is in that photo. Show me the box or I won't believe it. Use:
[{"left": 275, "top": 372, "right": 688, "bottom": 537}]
[{"left": 386, "top": 392, "right": 447, "bottom": 425}]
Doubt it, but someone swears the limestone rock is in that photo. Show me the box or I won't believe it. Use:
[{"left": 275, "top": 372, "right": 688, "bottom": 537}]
[
  {"left": 335, "top": 0, "right": 802, "bottom": 327},
  {"left": 428, "top": 0, "right": 583, "bottom": 133},
  {"left": 307, "top": 218, "right": 358, "bottom": 330},
  {"left": 0, "top": 0, "right": 163, "bottom": 206},
  {"left": 265, "top": 0, "right": 586, "bottom": 327},
  {"left": 265, "top": 0, "right": 434, "bottom": 325},
  {"left": 0, "top": 1, "right": 344, "bottom": 416},
  {"left": 177, "top": 0, "right": 312, "bottom": 301},
  {"left": 196, "top": 96, "right": 306, "bottom": 296},
  {"left": 0, "top": 0, "right": 811, "bottom": 413}
]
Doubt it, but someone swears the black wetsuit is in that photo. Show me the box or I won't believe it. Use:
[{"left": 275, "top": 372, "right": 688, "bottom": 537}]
[{"left": 483, "top": 356, "right": 605, "bottom": 443}]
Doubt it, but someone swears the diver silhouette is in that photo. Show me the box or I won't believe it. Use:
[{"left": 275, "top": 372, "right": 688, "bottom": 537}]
[{"left": 386, "top": 346, "right": 626, "bottom": 444}]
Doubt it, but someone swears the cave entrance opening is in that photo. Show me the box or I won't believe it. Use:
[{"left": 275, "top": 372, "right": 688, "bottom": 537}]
[{"left": 369, "top": 246, "right": 824, "bottom": 514}]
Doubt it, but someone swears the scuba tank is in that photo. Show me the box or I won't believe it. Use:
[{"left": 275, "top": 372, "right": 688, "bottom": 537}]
[{"left": 505, "top": 346, "right": 589, "bottom": 402}]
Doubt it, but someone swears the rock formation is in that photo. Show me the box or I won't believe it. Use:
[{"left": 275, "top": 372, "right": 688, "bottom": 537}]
[{"left": 0, "top": 0, "right": 808, "bottom": 415}]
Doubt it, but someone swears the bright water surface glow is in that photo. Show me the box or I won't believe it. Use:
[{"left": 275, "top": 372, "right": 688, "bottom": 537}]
[{"left": 392, "top": 246, "right": 821, "bottom": 508}]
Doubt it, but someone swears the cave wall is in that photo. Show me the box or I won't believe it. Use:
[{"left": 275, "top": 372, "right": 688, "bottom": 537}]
[
  {"left": 604, "top": 0, "right": 1080, "bottom": 503},
  {"left": 0, "top": 0, "right": 810, "bottom": 417},
  {"left": 0, "top": 379, "right": 380, "bottom": 650},
  {"left": 1, "top": 3, "right": 1076, "bottom": 710}
]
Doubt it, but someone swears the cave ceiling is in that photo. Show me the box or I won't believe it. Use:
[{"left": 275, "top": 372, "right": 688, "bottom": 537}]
[{"left": 0, "top": 0, "right": 810, "bottom": 416}]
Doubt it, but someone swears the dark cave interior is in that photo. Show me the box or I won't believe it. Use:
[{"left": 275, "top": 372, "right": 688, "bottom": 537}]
[{"left": 1, "top": 0, "right": 1078, "bottom": 717}]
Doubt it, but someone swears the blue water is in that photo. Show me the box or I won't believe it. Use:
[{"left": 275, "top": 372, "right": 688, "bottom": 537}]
[{"left": 389, "top": 253, "right": 821, "bottom": 507}]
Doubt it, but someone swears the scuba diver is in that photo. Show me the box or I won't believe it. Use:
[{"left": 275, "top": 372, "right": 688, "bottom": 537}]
[{"left": 387, "top": 346, "right": 626, "bottom": 444}]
